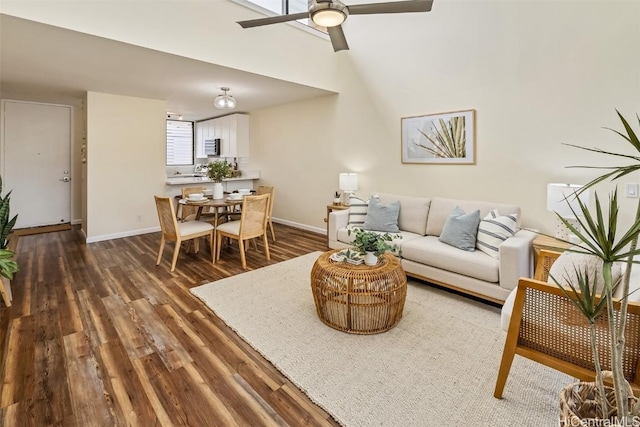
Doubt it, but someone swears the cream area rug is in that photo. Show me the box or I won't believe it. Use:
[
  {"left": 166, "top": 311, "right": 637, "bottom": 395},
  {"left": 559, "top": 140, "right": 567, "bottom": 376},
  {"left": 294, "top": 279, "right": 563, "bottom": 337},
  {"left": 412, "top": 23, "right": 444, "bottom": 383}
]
[{"left": 191, "top": 252, "right": 573, "bottom": 426}]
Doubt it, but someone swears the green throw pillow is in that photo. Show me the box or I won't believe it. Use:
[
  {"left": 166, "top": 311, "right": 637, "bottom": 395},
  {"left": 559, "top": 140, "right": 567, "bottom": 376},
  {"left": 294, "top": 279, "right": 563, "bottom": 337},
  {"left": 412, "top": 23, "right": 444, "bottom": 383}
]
[{"left": 438, "top": 206, "right": 481, "bottom": 251}]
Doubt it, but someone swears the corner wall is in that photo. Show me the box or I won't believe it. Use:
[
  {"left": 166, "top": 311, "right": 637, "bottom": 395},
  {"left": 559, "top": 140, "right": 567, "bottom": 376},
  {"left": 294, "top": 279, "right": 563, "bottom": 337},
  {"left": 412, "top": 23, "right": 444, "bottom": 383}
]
[{"left": 86, "top": 92, "right": 166, "bottom": 241}]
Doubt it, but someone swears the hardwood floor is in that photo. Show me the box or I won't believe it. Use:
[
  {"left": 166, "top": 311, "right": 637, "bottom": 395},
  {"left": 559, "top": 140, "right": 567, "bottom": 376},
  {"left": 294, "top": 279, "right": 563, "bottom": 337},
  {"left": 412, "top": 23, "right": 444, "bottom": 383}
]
[{"left": 0, "top": 224, "right": 339, "bottom": 426}]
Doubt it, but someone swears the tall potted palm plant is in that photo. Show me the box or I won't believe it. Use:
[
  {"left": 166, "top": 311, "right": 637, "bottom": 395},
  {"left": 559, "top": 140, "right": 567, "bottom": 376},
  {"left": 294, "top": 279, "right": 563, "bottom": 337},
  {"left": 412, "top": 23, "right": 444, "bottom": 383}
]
[{"left": 551, "top": 111, "right": 640, "bottom": 425}]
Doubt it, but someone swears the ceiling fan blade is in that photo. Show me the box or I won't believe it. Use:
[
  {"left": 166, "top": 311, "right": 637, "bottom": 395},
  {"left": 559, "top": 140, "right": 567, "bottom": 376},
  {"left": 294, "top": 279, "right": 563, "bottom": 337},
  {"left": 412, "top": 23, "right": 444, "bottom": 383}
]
[
  {"left": 237, "top": 12, "right": 308, "bottom": 28},
  {"left": 328, "top": 25, "right": 349, "bottom": 52},
  {"left": 348, "top": 0, "right": 433, "bottom": 15}
]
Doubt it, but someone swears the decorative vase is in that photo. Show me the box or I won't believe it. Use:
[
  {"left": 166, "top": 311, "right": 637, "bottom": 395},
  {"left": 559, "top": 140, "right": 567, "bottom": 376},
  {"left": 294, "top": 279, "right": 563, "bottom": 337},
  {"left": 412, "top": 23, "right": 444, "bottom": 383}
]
[
  {"left": 333, "top": 197, "right": 341, "bottom": 205},
  {"left": 559, "top": 381, "right": 639, "bottom": 426},
  {"left": 212, "top": 182, "right": 224, "bottom": 200},
  {"left": 364, "top": 251, "right": 378, "bottom": 266}
]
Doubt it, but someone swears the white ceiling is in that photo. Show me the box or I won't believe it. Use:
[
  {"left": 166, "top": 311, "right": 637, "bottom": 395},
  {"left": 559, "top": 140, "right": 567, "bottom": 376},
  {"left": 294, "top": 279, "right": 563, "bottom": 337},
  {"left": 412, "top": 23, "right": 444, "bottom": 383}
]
[{"left": 0, "top": 14, "right": 335, "bottom": 122}]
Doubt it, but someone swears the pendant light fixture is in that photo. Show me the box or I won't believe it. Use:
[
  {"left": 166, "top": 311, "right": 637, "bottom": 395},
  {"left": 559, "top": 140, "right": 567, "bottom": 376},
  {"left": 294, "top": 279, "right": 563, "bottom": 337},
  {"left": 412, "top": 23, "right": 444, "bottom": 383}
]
[{"left": 214, "top": 87, "right": 237, "bottom": 110}]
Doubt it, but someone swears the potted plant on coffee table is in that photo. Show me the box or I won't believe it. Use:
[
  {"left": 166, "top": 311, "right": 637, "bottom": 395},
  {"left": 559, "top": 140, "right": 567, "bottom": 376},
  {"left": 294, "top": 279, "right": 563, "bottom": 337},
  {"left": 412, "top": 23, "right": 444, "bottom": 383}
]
[
  {"left": 348, "top": 227, "right": 401, "bottom": 266},
  {"left": 550, "top": 111, "right": 640, "bottom": 426},
  {"left": 207, "top": 160, "right": 232, "bottom": 199}
]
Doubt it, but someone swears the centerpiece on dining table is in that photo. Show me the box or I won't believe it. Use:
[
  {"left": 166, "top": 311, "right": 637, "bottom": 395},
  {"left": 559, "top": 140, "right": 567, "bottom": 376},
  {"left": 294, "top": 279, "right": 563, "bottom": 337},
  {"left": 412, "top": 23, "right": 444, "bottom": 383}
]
[{"left": 206, "top": 160, "right": 232, "bottom": 199}]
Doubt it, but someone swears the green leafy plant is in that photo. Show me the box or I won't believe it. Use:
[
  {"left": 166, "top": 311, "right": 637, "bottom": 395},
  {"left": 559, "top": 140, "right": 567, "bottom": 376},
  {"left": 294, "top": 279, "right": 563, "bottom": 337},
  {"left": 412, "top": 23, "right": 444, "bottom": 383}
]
[
  {"left": 549, "top": 111, "right": 640, "bottom": 423},
  {"left": 0, "top": 176, "right": 17, "bottom": 250},
  {"left": 348, "top": 228, "right": 401, "bottom": 257},
  {"left": 206, "top": 160, "right": 232, "bottom": 183},
  {"left": 0, "top": 249, "right": 18, "bottom": 280}
]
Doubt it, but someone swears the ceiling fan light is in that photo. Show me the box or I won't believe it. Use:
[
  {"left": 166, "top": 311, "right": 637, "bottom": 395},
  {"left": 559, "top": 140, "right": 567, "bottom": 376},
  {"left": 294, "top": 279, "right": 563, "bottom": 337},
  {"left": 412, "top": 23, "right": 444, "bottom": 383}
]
[
  {"left": 312, "top": 9, "right": 346, "bottom": 27},
  {"left": 214, "top": 87, "right": 237, "bottom": 109}
]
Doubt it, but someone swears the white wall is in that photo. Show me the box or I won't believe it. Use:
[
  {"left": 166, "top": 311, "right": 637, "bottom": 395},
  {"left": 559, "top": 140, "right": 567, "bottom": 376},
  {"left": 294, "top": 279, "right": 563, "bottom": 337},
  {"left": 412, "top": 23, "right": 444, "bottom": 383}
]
[
  {"left": 86, "top": 92, "right": 166, "bottom": 241},
  {"left": 251, "top": 0, "right": 640, "bottom": 236}
]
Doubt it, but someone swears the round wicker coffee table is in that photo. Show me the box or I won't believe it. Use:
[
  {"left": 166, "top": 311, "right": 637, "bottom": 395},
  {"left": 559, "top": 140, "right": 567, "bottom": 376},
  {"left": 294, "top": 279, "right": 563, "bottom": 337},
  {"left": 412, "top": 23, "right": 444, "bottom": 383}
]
[{"left": 310, "top": 250, "right": 407, "bottom": 334}]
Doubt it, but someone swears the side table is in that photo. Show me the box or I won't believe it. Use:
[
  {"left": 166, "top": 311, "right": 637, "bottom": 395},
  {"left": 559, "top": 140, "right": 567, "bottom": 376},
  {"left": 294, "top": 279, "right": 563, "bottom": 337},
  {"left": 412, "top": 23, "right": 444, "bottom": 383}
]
[
  {"left": 310, "top": 250, "right": 407, "bottom": 334},
  {"left": 324, "top": 204, "right": 349, "bottom": 247}
]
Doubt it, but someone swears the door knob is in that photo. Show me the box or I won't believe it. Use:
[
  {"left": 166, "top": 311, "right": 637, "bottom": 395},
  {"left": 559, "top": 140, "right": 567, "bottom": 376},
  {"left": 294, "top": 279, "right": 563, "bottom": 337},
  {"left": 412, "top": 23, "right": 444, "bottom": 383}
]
[{"left": 60, "top": 177, "right": 71, "bottom": 182}]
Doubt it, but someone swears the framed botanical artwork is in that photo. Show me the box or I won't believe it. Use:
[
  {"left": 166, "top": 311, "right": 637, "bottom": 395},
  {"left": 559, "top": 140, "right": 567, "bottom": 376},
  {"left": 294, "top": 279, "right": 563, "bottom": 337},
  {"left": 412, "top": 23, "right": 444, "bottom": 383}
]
[{"left": 401, "top": 109, "right": 476, "bottom": 164}]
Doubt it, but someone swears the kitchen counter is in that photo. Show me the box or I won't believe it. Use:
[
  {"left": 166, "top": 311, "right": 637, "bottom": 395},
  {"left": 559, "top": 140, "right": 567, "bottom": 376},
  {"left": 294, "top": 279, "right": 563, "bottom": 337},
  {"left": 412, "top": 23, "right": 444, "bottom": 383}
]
[{"left": 165, "top": 170, "right": 260, "bottom": 185}]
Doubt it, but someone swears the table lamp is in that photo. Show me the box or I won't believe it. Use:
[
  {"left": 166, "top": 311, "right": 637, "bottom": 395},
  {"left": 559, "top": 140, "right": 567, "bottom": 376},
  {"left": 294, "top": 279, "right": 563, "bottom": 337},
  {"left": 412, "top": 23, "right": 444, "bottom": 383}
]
[
  {"left": 546, "top": 183, "right": 590, "bottom": 242},
  {"left": 339, "top": 173, "right": 358, "bottom": 206}
]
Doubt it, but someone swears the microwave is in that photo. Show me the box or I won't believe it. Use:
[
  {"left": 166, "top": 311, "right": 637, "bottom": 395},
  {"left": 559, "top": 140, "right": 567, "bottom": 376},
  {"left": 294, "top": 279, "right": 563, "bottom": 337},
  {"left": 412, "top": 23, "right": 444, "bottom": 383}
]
[{"left": 204, "top": 138, "right": 221, "bottom": 156}]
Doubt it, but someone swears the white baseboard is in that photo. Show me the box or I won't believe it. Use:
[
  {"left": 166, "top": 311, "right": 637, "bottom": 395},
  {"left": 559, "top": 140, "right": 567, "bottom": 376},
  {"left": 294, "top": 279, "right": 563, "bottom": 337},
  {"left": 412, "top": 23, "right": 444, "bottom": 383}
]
[
  {"left": 85, "top": 220, "right": 321, "bottom": 244},
  {"left": 272, "top": 217, "right": 325, "bottom": 235},
  {"left": 71, "top": 218, "right": 82, "bottom": 225},
  {"left": 86, "top": 226, "right": 161, "bottom": 243}
]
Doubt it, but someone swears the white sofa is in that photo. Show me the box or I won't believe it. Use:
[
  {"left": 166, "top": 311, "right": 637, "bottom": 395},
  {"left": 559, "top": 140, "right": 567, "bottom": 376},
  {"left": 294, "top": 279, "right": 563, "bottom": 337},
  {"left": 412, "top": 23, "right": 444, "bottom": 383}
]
[{"left": 328, "top": 193, "right": 537, "bottom": 304}]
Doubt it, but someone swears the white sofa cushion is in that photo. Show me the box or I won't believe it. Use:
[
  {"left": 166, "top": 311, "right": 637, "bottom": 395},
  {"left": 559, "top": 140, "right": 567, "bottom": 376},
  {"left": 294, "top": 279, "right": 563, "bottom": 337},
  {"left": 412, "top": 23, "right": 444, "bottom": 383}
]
[
  {"left": 426, "top": 197, "right": 520, "bottom": 237},
  {"left": 549, "top": 250, "right": 623, "bottom": 296},
  {"left": 376, "top": 193, "right": 431, "bottom": 235},
  {"left": 337, "top": 226, "right": 422, "bottom": 250},
  {"left": 476, "top": 210, "right": 518, "bottom": 259},
  {"left": 402, "top": 236, "right": 499, "bottom": 283}
]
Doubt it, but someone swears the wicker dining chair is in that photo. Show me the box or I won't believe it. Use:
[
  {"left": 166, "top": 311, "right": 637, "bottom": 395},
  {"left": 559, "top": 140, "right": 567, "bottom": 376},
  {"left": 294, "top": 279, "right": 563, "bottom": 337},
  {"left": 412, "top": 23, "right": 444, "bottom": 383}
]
[
  {"left": 154, "top": 196, "right": 214, "bottom": 272},
  {"left": 215, "top": 193, "right": 270, "bottom": 269},
  {"left": 494, "top": 250, "right": 640, "bottom": 398},
  {"left": 257, "top": 185, "right": 276, "bottom": 242}
]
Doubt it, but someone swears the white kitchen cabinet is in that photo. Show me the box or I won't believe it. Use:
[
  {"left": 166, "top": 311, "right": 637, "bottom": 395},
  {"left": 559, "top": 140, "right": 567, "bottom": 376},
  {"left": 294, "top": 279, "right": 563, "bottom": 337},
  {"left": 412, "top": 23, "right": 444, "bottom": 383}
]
[
  {"left": 195, "top": 119, "right": 215, "bottom": 158},
  {"left": 214, "top": 113, "right": 249, "bottom": 158},
  {"left": 196, "top": 114, "right": 249, "bottom": 159}
]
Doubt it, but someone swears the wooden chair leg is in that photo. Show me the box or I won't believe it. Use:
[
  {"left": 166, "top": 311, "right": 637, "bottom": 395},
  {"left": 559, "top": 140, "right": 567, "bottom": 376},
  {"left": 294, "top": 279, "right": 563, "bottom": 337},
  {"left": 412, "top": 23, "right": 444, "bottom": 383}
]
[
  {"left": 209, "top": 231, "right": 215, "bottom": 265},
  {"left": 170, "top": 240, "right": 182, "bottom": 272},
  {"left": 239, "top": 238, "right": 247, "bottom": 269},
  {"left": 494, "top": 340, "right": 517, "bottom": 399},
  {"left": 156, "top": 236, "right": 166, "bottom": 265},
  {"left": 263, "top": 233, "right": 270, "bottom": 261},
  {"left": 268, "top": 220, "right": 276, "bottom": 242},
  {"left": 216, "top": 232, "right": 222, "bottom": 261}
]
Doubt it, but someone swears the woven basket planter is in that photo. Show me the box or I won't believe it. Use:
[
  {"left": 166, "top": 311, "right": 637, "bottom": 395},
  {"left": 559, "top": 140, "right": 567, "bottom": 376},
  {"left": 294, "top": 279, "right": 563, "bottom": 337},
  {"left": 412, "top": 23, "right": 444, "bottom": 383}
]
[{"left": 559, "top": 381, "right": 638, "bottom": 426}]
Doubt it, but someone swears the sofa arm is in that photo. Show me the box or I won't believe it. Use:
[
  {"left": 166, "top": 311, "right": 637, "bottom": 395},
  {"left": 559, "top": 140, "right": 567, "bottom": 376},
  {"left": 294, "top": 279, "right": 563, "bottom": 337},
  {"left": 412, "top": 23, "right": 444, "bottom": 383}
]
[
  {"left": 498, "top": 229, "right": 536, "bottom": 291},
  {"left": 328, "top": 209, "right": 349, "bottom": 243}
]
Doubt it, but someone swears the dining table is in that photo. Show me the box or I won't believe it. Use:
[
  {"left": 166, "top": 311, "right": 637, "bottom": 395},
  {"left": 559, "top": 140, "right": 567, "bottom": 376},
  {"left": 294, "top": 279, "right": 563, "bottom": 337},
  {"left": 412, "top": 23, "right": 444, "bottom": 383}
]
[
  {"left": 178, "top": 196, "right": 245, "bottom": 252},
  {"left": 178, "top": 196, "right": 243, "bottom": 221}
]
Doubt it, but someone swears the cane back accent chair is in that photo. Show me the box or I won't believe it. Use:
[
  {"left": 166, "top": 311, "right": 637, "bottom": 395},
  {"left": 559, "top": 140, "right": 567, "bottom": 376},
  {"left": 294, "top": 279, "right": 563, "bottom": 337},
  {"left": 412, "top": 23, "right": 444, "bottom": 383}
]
[
  {"left": 215, "top": 193, "right": 270, "bottom": 269},
  {"left": 494, "top": 249, "right": 640, "bottom": 398},
  {"left": 154, "top": 196, "right": 214, "bottom": 272}
]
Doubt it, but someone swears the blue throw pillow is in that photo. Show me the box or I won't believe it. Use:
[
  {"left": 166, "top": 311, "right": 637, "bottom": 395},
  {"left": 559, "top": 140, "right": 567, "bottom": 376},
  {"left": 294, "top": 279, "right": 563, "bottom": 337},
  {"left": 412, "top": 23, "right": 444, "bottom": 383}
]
[
  {"left": 438, "top": 207, "right": 481, "bottom": 251},
  {"left": 362, "top": 197, "right": 401, "bottom": 233}
]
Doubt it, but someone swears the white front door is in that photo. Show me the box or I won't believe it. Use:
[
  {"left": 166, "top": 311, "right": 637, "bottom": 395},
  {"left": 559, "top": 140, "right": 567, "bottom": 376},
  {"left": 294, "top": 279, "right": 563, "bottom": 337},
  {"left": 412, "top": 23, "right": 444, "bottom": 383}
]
[{"left": 2, "top": 100, "right": 72, "bottom": 228}]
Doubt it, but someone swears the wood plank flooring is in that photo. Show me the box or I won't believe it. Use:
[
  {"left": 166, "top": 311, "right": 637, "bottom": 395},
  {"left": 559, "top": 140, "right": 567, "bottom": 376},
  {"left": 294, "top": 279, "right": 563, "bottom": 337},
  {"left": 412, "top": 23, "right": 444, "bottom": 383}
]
[{"left": 0, "top": 224, "right": 339, "bottom": 426}]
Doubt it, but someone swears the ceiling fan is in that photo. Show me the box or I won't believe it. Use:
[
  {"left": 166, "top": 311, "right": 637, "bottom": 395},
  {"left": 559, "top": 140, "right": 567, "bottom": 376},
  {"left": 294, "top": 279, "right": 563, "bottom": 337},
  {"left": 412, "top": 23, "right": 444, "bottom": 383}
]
[{"left": 237, "top": 0, "right": 434, "bottom": 52}]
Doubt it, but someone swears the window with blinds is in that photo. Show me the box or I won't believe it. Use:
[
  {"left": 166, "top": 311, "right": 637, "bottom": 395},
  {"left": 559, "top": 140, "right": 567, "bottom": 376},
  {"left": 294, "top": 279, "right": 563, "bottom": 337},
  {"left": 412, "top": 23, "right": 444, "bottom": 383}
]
[{"left": 166, "top": 120, "right": 194, "bottom": 166}]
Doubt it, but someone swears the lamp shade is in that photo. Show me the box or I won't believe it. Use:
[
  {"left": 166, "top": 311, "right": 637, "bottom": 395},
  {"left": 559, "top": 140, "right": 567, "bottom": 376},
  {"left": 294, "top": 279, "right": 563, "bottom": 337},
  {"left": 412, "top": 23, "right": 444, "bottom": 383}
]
[
  {"left": 339, "top": 173, "right": 358, "bottom": 192},
  {"left": 546, "top": 183, "right": 590, "bottom": 217}
]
